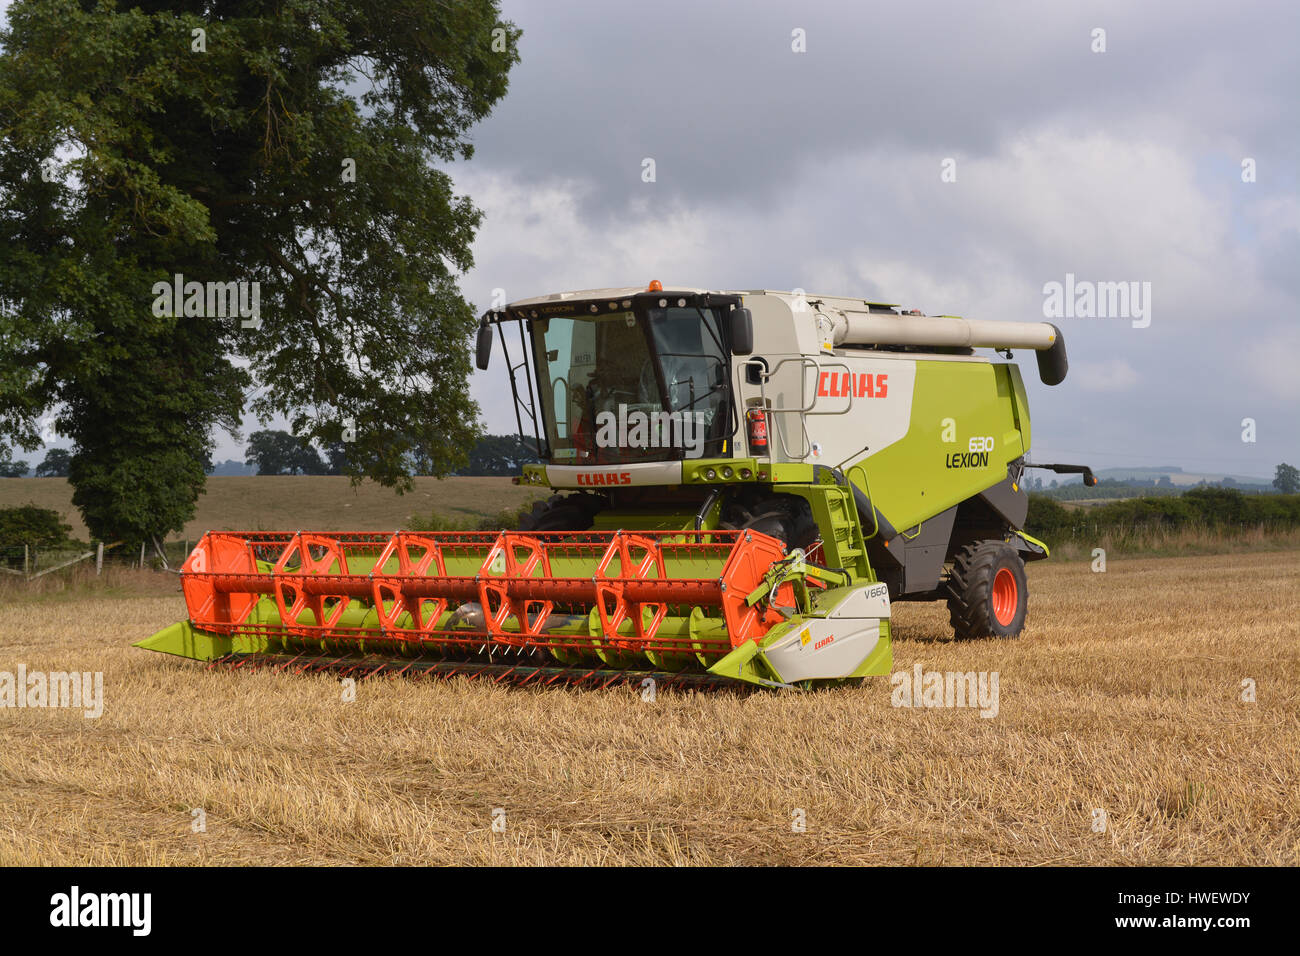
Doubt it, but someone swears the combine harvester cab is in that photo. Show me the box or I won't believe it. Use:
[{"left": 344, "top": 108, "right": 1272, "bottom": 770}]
[{"left": 138, "top": 282, "right": 1093, "bottom": 689}]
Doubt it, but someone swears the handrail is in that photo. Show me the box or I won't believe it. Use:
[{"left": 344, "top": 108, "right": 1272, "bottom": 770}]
[
  {"left": 742, "top": 356, "right": 854, "bottom": 461},
  {"left": 845, "top": 462, "right": 880, "bottom": 540}
]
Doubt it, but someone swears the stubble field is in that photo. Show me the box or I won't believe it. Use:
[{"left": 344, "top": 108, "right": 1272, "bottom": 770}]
[{"left": 1, "top": 549, "right": 1296, "bottom": 866}]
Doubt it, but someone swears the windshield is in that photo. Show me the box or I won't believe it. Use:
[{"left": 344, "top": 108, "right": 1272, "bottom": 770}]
[{"left": 533, "top": 305, "right": 730, "bottom": 464}]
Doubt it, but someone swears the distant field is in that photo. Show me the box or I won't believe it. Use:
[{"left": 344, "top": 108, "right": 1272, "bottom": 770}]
[
  {"left": 1, "top": 550, "right": 1296, "bottom": 865},
  {"left": 0, "top": 476, "right": 546, "bottom": 542},
  {"left": 6, "top": 478, "right": 1296, "bottom": 566}
]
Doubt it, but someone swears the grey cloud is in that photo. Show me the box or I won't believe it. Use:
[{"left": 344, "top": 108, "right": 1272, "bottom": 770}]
[
  {"left": 193, "top": 0, "right": 1299, "bottom": 473},
  {"left": 469, "top": 0, "right": 1300, "bottom": 215}
]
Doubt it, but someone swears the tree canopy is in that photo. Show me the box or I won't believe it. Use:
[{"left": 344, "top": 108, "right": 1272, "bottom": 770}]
[
  {"left": 0, "top": 504, "right": 76, "bottom": 566},
  {"left": 0, "top": 447, "right": 26, "bottom": 477},
  {"left": 244, "top": 429, "right": 327, "bottom": 476},
  {"left": 1275, "top": 463, "right": 1300, "bottom": 495},
  {"left": 460, "top": 433, "right": 540, "bottom": 476},
  {"left": 0, "top": 0, "right": 519, "bottom": 546},
  {"left": 34, "top": 446, "right": 70, "bottom": 477}
]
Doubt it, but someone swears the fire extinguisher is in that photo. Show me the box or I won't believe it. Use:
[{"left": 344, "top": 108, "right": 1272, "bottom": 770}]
[{"left": 746, "top": 406, "right": 768, "bottom": 452}]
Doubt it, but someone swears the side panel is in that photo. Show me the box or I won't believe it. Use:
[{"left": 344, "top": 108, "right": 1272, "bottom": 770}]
[
  {"left": 735, "top": 349, "right": 920, "bottom": 465},
  {"left": 901, "top": 505, "right": 957, "bottom": 593},
  {"left": 756, "top": 583, "right": 892, "bottom": 683},
  {"left": 807, "top": 357, "right": 918, "bottom": 461},
  {"left": 733, "top": 293, "right": 813, "bottom": 461},
  {"left": 1008, "top": 362, "right": 1032, "bottom": 452},
  {"left": 858, "top": 360, "right": 1027, "bottom": 533}
]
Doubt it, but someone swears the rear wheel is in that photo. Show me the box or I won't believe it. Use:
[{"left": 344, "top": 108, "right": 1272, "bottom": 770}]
[{"left": 946, "top": 541, "right": 1027, "bottom": 639}]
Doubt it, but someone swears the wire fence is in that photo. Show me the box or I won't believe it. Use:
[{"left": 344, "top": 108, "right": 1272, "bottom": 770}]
[
  {"left": 0, "top": 538, "right": 200, "bottom": 580},
  {"left": 2, "top": 519, "right": 1296, "bottom": 582}
]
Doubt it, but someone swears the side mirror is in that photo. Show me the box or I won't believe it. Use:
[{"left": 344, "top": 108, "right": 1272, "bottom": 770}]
[
  {"left": 729, "top": 307, "right": 753, "bottom": 355},
  {"left": 475, "top": 320, "right": 493, "bottom": 370}
]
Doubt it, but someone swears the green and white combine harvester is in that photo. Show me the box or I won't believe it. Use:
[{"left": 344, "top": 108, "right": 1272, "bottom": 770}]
[{"left": 138, "top": 282, "right": 1094, "bottom": 689}]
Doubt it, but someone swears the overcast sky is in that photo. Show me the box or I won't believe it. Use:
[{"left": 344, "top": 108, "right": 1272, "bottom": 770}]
[
  {"left": 7, "top": 1, "right": 1297, "bottom": 478},
  {"left": 448, "top": 0, "right": 1299, "bottom": 479}
]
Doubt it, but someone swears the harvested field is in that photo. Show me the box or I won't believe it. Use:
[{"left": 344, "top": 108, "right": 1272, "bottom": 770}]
[{"left": 0, "top": 550, "right": 1296, "bottom": 865}]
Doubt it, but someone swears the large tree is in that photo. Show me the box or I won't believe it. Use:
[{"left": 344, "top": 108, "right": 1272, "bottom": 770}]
[
  {"left": 1275, "top": 463, "right": 1300, "bottom": 495},
  {"left": 245, "top": 428, "right": 325, "bottom": 475},
  {"left": 461, "top": 432, "right": 540, "bottom": 476},
  {"left": 0, "top": 0, "right": 519, "bottom": 547},
  {"left": 34, "top": 446, "right": 70, "bottom": 477},
  {"left": 0, "top": 446, "right": 27, "bottom": 477}
]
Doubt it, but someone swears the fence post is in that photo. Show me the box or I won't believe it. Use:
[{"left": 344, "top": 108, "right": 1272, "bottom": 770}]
[
  {"left": 23, "top": 544, "right": 28, "bottom": 576},
  {"left": 139, "top": 541, "right": 145, "bottom": 568},
  {"left": 96, "top": 541, "right": 103, "bottom": 576}
]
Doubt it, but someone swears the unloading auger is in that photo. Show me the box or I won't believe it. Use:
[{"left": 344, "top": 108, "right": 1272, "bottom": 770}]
[{"left": 137, "top": 283, "right": 1093, "bottom": 688}]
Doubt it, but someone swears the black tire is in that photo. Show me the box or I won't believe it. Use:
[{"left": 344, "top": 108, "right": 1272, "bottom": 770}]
[
  {"left": 946, "top": 541, "right": 1027, "bottom": 639},
  {"left": 516, "top": 495, "right": 598, "bottom": 532},
  {"left": 718, "top": 496, "right": 819, "bottom": 552}
]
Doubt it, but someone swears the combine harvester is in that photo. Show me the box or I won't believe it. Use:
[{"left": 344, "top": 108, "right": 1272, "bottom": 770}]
[{"left": 138, "top": 283, "right": 1093, "bottom": 689}]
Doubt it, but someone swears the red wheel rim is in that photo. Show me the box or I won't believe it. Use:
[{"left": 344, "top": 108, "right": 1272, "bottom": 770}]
[{"left": 991, "top": 567, "right": 1018, "bottom": 627}]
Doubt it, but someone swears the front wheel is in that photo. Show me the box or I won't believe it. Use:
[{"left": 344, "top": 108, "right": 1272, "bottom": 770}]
[
  {"left": 515, "top": 494, "right": 599, "bottom": 532},
  {"left": 946, "top": 541, "right": 1028, "bottom": 639}
]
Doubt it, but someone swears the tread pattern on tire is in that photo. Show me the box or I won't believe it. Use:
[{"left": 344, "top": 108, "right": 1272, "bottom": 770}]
[
  {"left": 718, "top": 495, "right": 819, "bottom": 551},
  {"left": 516, "top": 495, "right": 597, "bottom": 532},
  {"left": 945, "top": 540, "right": 1025, "bottom": 639}
]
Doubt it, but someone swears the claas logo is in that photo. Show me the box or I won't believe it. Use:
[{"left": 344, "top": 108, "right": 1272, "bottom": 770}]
[
  {"left": 817, "top": 371, "right": 887, "bottom": 399},
  {"left": 576, "top": 471, "right": 632, "bottom": 486}
]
